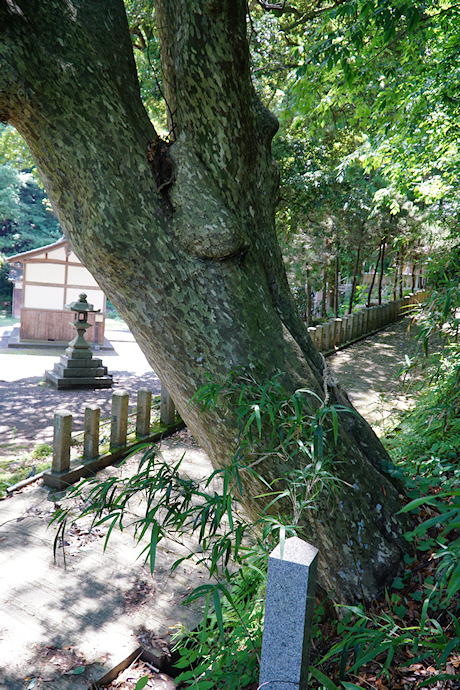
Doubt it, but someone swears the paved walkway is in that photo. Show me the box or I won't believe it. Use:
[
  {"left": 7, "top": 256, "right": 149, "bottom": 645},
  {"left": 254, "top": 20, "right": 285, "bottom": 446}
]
[
  {"left": 0, "top": 431, "right": 211, "bottom": 690},
  {"left": 328, "top": 318, "right": 421, "bottom": 435}
]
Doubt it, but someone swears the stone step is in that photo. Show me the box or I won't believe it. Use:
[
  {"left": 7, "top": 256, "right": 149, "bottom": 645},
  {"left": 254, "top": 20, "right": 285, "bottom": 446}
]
[
  {"left": 59, "top": 356, "right": 104, "bottom": 368},
  {"left": 45, "top": 370, "right": 113, "bottom": 389},
  {"left": 53, "top": 363, "right": 108, "bottom": 378}
]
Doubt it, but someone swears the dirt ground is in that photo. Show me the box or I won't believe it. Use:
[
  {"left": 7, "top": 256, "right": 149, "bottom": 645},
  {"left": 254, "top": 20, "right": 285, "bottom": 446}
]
[
  {"left": 327, "top": 317, "right": 424, "bottom": 435},
  {"left": 0, "top": 324, "right": 161, "bottom": 460}
]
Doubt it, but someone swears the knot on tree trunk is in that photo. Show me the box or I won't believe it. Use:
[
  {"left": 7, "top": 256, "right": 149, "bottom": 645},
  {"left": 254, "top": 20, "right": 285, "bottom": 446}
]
[
  {"left": 147, "top": 138, "right": 174, "bottom": 193},
  {"left": 169, "top": 141, "right": 250, "bottom": 260}
]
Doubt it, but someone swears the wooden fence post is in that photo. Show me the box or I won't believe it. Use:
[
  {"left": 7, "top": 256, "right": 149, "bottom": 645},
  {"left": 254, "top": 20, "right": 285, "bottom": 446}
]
[
  {"left": 52, "top": 410, "right": 72, "bottom": 474},
  {"left": 362, "top": 308, "right": 369, "bottom": 335},
  {"left": 315, "top": 324, "right": 324, "bottom": 351},
  {"left": 136, "top": 388, "right": 152, "bottom": 437},
  {"left": 160, "top": 386, "right": 176, "bottom": 426},
  {"left": 323, "top": 321, "right": 332, "bottom": 351},
  {"left": 333, "top": 318, "right": 343, "bottom": 347},
  {"left": 110, "top": 390, "right": 129, "bottom": 448},
  {"left": 83, "top": 405, "right": 100, "bottom": 460}
]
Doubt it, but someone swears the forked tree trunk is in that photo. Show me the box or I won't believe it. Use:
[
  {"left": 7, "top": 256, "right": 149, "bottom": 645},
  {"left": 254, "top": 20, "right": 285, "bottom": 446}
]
[{"left": 0, "top": 0, "right": 409, "bottom": 604}]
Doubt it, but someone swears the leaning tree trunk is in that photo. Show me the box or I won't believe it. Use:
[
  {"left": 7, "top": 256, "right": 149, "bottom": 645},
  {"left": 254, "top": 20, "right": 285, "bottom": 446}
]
[{"left": 0, "top": 0, "right": 409, "bottom": 605}]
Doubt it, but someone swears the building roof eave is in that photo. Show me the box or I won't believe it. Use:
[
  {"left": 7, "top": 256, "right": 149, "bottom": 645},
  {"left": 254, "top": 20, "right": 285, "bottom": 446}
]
[{"left": 5, "top": 236, "right": 68, "bottom": 263}]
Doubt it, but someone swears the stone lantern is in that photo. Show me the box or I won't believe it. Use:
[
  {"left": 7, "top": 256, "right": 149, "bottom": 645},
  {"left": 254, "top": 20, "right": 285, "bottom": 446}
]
[{"left": 45, "top": 293, "right": 112, "bottom": 389}]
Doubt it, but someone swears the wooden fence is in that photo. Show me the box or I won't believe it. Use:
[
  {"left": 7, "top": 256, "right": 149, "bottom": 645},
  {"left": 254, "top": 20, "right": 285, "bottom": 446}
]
[
  {"left": 308, "top": 290, "right": 429, "bottom": 355},
  {"left": 43, "top": 386, "right": 182, "bottom": 490}
]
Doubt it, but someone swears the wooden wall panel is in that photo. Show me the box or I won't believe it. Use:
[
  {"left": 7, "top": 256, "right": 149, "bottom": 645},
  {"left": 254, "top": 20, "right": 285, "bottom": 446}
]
[{"left": 20, "top": 309, "right": 105, "bottom": 344}]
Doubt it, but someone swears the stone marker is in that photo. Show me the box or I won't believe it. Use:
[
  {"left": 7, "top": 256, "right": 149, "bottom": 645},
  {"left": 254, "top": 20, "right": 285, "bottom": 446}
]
[
  {"left": 136, "top": 388, "right": 152, "bottom": 437},
  {"left": 111, "top": 390, "right": 129, "bottom": 448},
  {"left": 84, "top": 405, "right": 100, "bottom": 459},
  {"left": 259, "top": 536, "right": 318, "bottom": 690},
  {"left": 52, "top": 410, "right": 72, "bottom": 473}
]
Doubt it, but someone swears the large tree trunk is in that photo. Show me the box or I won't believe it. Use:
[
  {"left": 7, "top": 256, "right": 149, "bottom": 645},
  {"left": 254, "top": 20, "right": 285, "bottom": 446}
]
[{"left": 0, "top": 0, "right": 409, "bottom": 604}]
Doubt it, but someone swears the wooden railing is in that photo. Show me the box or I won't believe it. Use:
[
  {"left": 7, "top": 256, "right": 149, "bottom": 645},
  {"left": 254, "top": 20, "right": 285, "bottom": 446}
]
[
  {"left": 43, "top": 386, "right": 183, "bottom": 490},
  {"left": 307, "top": 291, "right": 429, "bottom": 355}
]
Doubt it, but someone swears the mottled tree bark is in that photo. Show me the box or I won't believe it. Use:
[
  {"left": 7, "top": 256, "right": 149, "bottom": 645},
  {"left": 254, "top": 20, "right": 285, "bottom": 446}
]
[{"left": 0, "top": 0, "right": 409, "bottom": 604}]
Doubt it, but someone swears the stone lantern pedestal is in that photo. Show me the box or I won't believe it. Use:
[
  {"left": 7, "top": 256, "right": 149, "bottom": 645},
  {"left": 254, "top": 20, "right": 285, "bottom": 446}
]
[{"left": 45, "top": 293, "right": 112, "bottom": 389}]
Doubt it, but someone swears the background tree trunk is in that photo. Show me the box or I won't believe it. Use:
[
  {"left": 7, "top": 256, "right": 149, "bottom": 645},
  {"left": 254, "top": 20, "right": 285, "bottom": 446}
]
[
  {"left": 378, "top": 240, "right": 386, "bottom": 305},
  {"left": 305, "top": 265, "right": 312, "bottom": 326},
  {"left": 348, "top": 234, "right": 363, "bottom": 314},
  {"left": 366, "top": 243, "right": 382, "bottom": 307},
  {"left": 334, "top": 225, "right": 340, "bottom": 317},
  {"left": 0, "top": 0, "right": 409, "bottom": 604}
]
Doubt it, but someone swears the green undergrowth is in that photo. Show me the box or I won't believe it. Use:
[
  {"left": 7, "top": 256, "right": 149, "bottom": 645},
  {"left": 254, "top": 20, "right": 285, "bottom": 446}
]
[
  {"left": 311, "top": 294, "right": 460, "bottom": 688},
  {"left": 0, "top": 442, "right": 53, "bottom": 498}
]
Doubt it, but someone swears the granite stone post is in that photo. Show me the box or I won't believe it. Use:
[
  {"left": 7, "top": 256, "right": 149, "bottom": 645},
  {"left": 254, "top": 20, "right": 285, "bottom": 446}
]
[
  {"left": 259, "top": 536, "right": 319, "bottom": 690},
  {"left": 160, "top": 386, "right": 176, "bottom": 426},
  {"left": 83, "top": 405, "right": 100, "bottom": 460},
  {"left": 136, "top": 388, "right": 152, "bottom": 437},
  {"left": 307, "top": 327, "right": 317, "bottom": 349},
  {"left": 110, "top": 390, "right": 129, "bottom": 448},
  {"left": 52, "top": 410, "right": 72, "bottom": 474}
]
